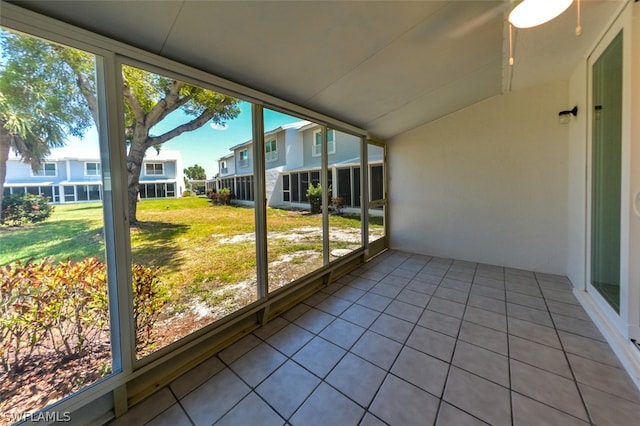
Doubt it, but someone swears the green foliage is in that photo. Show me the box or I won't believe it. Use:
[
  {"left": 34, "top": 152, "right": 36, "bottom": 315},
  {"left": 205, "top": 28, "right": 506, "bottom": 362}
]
[
  {"left": 1, "top": 193, "right": 54, "bottom": 226},
  {"left": 184, "top": 164, "right": 206, "bottom": 180},
  {"left": 306, "top": 183, "right": 323, "bottom": 214},
  {"left": 131, "top": 264, "right": 167, "bottom": 351},
  {"left": 43, "top": 257, "right": 108, "bottom": 358},
  {"left": 182, "top": 190, "right": 192, "bottom": 197},
  {"left": 0, "top": 29, "right": 95, "bottom": 140},
  {"left": 209, "top": 187, "right": 233, "bottom": 205},
  {"left": 0, "top": 257, "right": 165, "bottom": 374}
]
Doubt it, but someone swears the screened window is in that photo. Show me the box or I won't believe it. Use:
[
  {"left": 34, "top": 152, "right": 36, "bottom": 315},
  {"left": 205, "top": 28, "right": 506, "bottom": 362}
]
[
  {"left": 337, "top": 168, "right": 352, "bottom": 207},
  {"left": 283, "top": 174, "right": 290, "bottom": 202},
  {"left": 265, "top": 140, "right": 277, "bottom": 162},
  {"left": 32, "top": 162, "right": 57, "bottom": 177},
  {"left": 313, "top": 129, "right": 335, "bottom": 156},
  {"left": 371, "top": 165, "right": 384, "bottom": 201},
  {"left": 85, "top": 162, "right": 101, "bottom": 176},
  {"left": 145, "top": 163, "right": 164, "bottom": 175}
]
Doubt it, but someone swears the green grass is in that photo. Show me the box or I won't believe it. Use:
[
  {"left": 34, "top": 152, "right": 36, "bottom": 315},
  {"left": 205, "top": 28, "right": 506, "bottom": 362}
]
[
  {"left": 0, "top": 197, "right": 382, "bottom": 290},
  {"left": 0, "top": 196, "right": 384, "bottom": 357},
  {"left": 0, "top": 202, "right": 105, "bottom": 264}
]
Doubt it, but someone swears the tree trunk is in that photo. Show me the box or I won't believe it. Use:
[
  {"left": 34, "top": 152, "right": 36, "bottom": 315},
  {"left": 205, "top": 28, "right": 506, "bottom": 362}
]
[
  {"left": 0, "top": 127, "right": 11, "bottom": 223},
  {"left": 126, "top": 141, "right": 147, "bottom": 224}
]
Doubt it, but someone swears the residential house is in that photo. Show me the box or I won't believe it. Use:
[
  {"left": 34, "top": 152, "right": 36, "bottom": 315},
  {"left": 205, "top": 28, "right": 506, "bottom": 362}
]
[
  {"left": 3, "top": 147, "right": 185, "bottom": 202},
  {"left": 217, "top": 121, "right": 384, "bottom": 210}
]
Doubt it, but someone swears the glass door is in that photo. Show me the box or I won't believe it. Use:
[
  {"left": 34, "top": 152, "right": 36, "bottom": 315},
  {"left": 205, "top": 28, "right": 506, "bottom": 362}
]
[{"left": 590, "top": 31, "right": 623, "bottom": 313}]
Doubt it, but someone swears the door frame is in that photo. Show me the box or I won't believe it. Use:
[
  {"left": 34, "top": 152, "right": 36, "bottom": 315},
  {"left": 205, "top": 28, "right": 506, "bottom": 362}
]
[{"left": 585, "top": 3, "right": 636, "bottom": 339}]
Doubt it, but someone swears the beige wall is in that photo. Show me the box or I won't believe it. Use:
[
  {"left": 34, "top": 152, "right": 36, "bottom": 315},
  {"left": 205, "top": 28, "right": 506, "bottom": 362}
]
[
  {"left": 388, "top": 80, "right": 569, "bottom": 273},
  {"left": 567, "top": 63, "right": 588, "bottom": 289}
]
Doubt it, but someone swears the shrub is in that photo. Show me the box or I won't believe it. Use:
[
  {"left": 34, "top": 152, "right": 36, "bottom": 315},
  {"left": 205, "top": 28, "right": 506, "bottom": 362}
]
[
  {"left": 43, "top": 257, "right": 108, "bottom": 359},
  {"left": 306, "top": 183, "right": 323, "bottom": 214},
  {"left": 210, "top": 187, "right": 233, "bottom": 205},
  {"left": 131, "top": 264, "right": 167, "bottom": 351},
  {"left": 182, "top": 190, "right": 192, "bottom": 197},
  {"left": 1, "top": 193, "right": 54, "bottom": 226},
  {"left": 331, "top": 196, "right": 344, "bottom": 214},
  {"left": 0, "top": 257, "right": 165, "bottom": 374},
  {"left": 0, "top": 260, "right": 51, "bottom": 373}
]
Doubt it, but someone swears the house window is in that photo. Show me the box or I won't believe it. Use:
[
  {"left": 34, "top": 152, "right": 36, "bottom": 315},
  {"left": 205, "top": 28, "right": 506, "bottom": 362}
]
[
  {"left": 145, "top": 163, "right": 164, "bottom": 175},
  {"left": 282, "top": 175, "right": 290, "bottom": 202},
  {"left": 239, "top": 150, "right": 249, "bottom": 168},
  {"left": 85, "top": 162, "right": 101, "bottom": 176},
  {"left": 32, "top": 162, "right": 57, "bottom": 177},
  {"left": 265, "top": 140, "right": 278, "bottom": 162},
  {"left": 220, "top": 160, "right": 228, "bottom": 174},
  {"left": 313, "top": 129, "right": 335, "bottom": 157}
]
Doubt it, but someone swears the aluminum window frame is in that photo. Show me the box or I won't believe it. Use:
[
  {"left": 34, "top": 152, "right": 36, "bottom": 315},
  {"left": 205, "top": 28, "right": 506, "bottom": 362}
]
[{"left": 0, "top": 3, "right": 386, "bottom": 423}]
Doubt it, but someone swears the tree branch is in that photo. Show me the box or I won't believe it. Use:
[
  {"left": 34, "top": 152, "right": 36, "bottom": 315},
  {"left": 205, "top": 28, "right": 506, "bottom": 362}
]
[
  {"left": 146, "top": 80, "right": 188, "bottom": 128},
  {"left": 122, "top": 78, "right": 145, "bottom": 125},
  {"left": 145, "top": 109, "right": 215, "bottom": 147},
  {"left": 75, "top": 72, "right": 99, "bottom": 127}
]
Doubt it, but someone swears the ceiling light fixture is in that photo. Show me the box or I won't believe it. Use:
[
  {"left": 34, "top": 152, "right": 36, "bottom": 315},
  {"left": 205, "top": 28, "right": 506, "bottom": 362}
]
[
  {"left": 508, "top": 0, "right": 581, "bottom": 66},
  {"left": 509, "top": 0, "right": 574, "bottom": 29}
]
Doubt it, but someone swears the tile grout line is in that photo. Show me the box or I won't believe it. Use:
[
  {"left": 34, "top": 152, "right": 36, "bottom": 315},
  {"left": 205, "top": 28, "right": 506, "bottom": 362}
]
[
  {"left": 533, "top": 272, "right": 595, "bottom": 425},
  {"left": 431, "top": 258, "right": 492, "bottom": 425},
  {"left": 166, "top": 384, "right": 196, "bottom": 426}
]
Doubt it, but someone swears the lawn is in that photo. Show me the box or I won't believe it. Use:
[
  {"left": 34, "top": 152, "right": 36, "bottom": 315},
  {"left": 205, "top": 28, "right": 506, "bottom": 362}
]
[
  {"left": 0, "top": 196, "right": 383, "bottom": 416},
  {"left": 0, "top": 197, "right": 383, "bottom": 346}
]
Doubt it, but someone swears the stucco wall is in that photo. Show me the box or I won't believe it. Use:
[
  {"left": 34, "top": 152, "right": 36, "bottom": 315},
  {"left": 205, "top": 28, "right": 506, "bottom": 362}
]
[
  {"left": 566, "top": 63, "right": 588, "bottom": 289},
  {"left": 388, "top": 80, "right": 569, "bottom": 274}
]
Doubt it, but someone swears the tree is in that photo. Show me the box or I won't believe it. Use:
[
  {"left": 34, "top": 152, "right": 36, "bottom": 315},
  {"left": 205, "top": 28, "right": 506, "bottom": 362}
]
[
  {"left": 184, "top": 164, "right": 206, "bottom": 181},
  {"left": 0, "top": 30, "right": 94, "bottom": 222},
  {"left": 1, "top": 29, "right": 240, "bottom": 224},
  {"left": 120, "top": 66, "right": 239, "bottom": 222}
]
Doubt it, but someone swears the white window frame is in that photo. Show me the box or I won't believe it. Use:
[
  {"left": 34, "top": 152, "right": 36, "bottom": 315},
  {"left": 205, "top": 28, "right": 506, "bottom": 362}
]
[
  {"left": 265, "top": 139, "right": 278, "bottom": 162},
  {"left": 31, "top": 162, "right": 57, "bottom": 177},
  {"left": 312, "top": 129, "right": 335, "bottom": 157},
  {"left": 239, "top": 149, "right": 249, "bottom": 168},
  {"left": 144, "top": 162, "right": 164, "bottom": 176},
  {"left": 85, "top": 162, "right": 101, "bottom": 176}
]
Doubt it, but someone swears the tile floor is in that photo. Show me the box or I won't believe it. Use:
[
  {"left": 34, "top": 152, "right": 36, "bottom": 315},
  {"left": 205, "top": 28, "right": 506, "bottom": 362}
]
[{"left": 111, "top": 250, "right": 640, "bottom": 425}]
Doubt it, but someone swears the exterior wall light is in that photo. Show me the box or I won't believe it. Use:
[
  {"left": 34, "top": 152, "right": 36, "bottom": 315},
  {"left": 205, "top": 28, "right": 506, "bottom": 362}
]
[{"left": 558, "top": 106, "right": 578, "bottom": 124}]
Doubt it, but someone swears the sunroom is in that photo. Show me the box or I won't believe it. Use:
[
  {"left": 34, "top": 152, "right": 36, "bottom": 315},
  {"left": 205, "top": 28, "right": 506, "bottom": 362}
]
[{"left": 1, "top": 1, "right": 639, "bottom": 425}]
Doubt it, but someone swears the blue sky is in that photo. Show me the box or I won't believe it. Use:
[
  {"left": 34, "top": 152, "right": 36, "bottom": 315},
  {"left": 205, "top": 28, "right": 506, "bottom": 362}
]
[{"left": 65, "top": 100, "right": 303, "bottom": 178}]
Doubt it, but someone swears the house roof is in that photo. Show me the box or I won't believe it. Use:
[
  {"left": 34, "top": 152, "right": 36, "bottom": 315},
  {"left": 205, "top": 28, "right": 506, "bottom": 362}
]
[
  {"left": 226, "top": 120, "right": 311, "bottom": 152},
  {"left": 8, "top": 147, "right": 183, "bottom": 162},
  {"left": 8, "top": 1, "right": 624, "bottom": 140}
]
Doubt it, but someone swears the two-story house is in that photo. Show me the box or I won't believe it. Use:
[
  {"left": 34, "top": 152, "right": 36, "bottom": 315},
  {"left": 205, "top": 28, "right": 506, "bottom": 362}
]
[
  {"left": 3, "top": 147, "right": 185, "bottom": 203},
  {"left": 216, "top": 121, "right": 384, "bottom": 210}
]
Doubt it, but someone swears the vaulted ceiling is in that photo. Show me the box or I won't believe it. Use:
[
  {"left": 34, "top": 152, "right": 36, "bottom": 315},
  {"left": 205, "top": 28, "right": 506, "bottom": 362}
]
[{"left": 7, "top": 0, "right": 623, "bottom": 139}]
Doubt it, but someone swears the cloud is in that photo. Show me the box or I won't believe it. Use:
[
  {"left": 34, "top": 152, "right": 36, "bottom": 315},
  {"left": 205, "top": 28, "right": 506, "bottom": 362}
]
[{"left": 210, "top": 123, "right": 229, "bottom": 131}]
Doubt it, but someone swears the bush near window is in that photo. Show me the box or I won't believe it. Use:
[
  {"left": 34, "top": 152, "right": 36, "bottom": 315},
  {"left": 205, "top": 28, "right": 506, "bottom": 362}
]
[
  {"left": 208, "top": 187, "right": 233, "bottom": 205},
  {"left": 1, "top": 193, "right": 54, "bottom": 226},
  {"left": 0, "top": 257, "right": 165, "bottom": 374},
  {"left": 306, "top": 183, "right": 323, "bottom": 214},
  {"left": 331, "top": 196, "right": 344, "bottom": 214}
]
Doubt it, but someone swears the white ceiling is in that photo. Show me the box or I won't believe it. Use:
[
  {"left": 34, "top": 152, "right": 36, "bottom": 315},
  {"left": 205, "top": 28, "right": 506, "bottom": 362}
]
[{"left": 8, "top": 0, "right": 623, "bottom": 139}]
